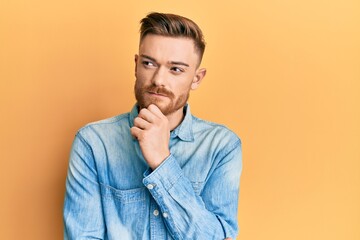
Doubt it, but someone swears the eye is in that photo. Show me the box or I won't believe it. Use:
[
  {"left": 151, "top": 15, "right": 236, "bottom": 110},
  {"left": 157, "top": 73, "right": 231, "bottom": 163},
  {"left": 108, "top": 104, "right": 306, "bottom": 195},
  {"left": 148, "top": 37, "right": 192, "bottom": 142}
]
[
  {"left": 142, "top": 61, "right": 156, "bottom": 68},
  {"left": 170, "top": 67, "right": 184, "bottom": 73}
]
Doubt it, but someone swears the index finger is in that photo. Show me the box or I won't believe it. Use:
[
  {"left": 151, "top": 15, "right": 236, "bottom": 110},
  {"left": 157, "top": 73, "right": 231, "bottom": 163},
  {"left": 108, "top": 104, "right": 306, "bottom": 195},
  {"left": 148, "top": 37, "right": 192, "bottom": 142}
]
[{"left": 147, "top": 104, "right": 165, "bottom": 118}]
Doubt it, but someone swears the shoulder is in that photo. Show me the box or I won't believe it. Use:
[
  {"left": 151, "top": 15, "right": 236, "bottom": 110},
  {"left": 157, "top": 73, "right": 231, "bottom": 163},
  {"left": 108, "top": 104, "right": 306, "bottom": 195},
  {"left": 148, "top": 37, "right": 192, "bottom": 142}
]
[
  {"left": 76, "top": 112, "right": 130, "bottom": 139},
  {"left": 81, "top": 113, "right": 129, "bottom": 128},
  {"left": 191, "top": 115, "right": 241, "bottom": 148}
]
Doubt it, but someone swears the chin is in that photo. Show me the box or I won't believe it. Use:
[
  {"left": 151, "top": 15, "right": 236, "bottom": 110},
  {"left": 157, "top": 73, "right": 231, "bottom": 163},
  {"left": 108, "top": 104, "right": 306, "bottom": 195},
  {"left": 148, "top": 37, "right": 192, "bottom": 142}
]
[
  {"left": 154, "top": 103, "right": 171, "bottom": 114},
  {"left": 138, "top": 100, "right": 166, "bottom": 112}
]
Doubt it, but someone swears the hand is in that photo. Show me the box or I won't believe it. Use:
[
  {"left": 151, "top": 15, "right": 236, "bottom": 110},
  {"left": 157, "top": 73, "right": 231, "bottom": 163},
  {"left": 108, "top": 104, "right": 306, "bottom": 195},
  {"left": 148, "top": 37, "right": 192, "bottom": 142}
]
[{"left": 130, "top": 104, "right": 171, "bottom": 169}]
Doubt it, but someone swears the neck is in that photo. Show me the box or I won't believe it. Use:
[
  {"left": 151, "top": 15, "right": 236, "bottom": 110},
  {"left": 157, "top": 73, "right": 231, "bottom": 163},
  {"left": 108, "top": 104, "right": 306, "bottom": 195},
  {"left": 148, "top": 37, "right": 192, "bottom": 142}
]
[{"left": 166, "top": 107, "right": 185, "bottom": 131}]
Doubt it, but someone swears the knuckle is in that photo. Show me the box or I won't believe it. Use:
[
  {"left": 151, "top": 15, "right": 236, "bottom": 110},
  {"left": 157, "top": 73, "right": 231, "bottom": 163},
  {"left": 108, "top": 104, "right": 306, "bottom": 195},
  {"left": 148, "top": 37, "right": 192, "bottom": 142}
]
[
  {"left": 141, "top": 131, "right": 148, "bottom": 139},
  {"left": 139, "top": 108, "right": 148, "bottom": 115},
  {"left": 148, "top": 105, "right": 156, "bottom": 113},
  {"left": 134, "top": 117, "right": 142, "bottom": 124}
]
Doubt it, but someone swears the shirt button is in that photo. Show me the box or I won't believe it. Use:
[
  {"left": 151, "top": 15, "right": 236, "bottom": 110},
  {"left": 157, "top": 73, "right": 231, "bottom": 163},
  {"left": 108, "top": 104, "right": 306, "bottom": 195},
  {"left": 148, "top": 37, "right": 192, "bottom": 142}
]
[
  {"left": 146, "top": 184, "right": 154, "bottom": 190},
  {"left": 153, "top": 209, "right": 159, "bottom": 216},
  {"left": 162, "top": 212, "right": 169, "bottom": 218}
]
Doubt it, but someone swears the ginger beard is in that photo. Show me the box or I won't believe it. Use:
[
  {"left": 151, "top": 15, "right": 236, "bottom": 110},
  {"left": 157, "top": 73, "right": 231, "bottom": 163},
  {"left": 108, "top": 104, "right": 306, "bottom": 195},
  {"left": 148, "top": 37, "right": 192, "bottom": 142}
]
[{"left": 134, "top": 80, "right": 190, "bottom": 116}]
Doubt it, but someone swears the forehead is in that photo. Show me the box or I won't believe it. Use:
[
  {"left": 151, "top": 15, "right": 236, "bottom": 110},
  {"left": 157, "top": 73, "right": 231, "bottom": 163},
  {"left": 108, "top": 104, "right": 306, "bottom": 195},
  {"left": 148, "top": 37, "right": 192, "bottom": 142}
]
[{"left": 139, "top": 34, "right": 199, "bottom": 66}]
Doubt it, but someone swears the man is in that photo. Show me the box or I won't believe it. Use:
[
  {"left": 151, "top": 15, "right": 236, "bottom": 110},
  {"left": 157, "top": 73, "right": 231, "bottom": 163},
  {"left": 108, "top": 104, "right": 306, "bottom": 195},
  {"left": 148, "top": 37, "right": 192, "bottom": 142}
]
[{"left": 63, "top": 12, "right": 242, "bottom": 240}]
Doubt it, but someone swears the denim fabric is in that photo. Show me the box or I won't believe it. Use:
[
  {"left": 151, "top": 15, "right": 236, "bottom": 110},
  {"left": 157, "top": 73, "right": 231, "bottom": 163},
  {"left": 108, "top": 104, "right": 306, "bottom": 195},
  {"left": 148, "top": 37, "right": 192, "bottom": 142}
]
[{"left": 63, "top": 104, "right": 242, "bottom": 240}]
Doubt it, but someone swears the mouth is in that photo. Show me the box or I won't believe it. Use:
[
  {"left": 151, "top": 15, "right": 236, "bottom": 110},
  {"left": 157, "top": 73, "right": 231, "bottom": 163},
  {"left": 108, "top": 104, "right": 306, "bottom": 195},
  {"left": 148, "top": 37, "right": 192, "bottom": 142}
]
[{"left": 147, "top": 91, "right": 168, "bottom": 98}]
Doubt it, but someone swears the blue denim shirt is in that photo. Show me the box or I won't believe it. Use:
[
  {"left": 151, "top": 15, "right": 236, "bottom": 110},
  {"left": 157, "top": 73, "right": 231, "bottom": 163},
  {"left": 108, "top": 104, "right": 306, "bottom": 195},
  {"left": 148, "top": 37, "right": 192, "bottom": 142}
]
[{"left": 63, "top": 104, "right": 242, "bottom": 240}]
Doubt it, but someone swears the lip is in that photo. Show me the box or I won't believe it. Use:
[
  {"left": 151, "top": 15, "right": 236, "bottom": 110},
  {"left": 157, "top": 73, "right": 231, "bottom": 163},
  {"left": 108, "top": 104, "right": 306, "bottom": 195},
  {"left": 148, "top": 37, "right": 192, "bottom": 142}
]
[{"left": 147, "top": 91, "right": 167, "bottom": 97}]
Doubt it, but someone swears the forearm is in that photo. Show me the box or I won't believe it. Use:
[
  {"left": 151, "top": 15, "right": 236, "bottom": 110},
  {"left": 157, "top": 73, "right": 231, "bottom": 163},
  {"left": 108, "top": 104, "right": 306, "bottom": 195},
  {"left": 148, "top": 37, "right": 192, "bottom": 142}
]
[
  {"left": 143, "top": 153, "right": 241, "bottom": 239},
  {"left": 63, "top": 133, "right": 105, "bottom": 239}
]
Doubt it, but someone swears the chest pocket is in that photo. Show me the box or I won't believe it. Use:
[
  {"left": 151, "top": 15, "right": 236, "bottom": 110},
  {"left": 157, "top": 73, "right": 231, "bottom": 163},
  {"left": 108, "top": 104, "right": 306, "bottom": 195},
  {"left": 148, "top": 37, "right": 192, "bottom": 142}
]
[
  {"left": 101, "top": 184, "right": 147, "bottom": 203},
  {"left": 100, "top": 183, "right": 148, "bottom": 237}
]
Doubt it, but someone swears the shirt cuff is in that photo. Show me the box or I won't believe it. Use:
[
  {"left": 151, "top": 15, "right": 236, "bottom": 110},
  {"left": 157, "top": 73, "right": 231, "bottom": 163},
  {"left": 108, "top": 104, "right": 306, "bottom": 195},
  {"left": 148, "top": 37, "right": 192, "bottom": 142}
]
[{"left": 142, "top": 154, "right": 183, "bottom": 191}]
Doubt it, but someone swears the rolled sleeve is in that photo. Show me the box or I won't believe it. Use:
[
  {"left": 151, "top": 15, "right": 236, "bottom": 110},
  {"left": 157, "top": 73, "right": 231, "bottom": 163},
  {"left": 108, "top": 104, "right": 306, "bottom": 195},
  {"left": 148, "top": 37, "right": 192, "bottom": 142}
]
[{"left": 141, "top": 141, "right": 241, "bottom": 240}]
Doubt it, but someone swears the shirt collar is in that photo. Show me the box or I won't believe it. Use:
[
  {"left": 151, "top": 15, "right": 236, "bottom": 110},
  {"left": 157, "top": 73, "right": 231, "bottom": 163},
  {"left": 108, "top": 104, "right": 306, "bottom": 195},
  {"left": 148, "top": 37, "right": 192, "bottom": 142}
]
[
  {"left": 171, "top": 104, "right": 194, "bottom": 142},
  {"left": 129, "top": 103, "right": 194, "bottom": 142}
]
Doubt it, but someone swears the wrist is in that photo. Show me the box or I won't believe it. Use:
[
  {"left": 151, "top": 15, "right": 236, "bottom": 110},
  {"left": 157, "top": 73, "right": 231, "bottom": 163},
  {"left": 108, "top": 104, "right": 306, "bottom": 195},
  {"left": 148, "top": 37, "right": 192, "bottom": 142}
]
[{"left": 148, "top": 150, "right": 170, "bottom": 170}]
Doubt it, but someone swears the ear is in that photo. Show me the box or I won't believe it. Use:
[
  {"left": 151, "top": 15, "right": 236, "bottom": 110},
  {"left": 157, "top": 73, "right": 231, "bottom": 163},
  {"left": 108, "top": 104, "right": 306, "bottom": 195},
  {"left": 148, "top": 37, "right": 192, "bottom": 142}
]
[
  {"left": 134, "top": 54, "right": 138, "bottom": 76},
  {"left": 191, "top": 68, "right": 206, "bottom": 90}
]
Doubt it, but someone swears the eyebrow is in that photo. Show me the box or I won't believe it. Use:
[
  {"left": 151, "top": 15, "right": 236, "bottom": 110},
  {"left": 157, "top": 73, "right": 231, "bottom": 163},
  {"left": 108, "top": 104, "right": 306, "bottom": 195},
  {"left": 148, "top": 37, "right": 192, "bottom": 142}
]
[{"left": 140, "top": 54, "right": 190, "bottom": 67}]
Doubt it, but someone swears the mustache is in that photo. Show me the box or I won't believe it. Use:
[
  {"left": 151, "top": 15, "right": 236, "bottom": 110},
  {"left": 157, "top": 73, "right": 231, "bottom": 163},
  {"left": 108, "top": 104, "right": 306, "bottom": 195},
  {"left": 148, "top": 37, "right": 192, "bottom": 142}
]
[{"left": 145, "top": 85, "right": 174, "bottom": 98}]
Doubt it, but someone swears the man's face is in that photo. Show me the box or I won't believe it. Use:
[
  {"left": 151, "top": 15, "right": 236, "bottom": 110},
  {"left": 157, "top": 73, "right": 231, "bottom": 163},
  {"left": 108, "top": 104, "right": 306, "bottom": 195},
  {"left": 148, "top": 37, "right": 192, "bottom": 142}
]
[{"left": 134, "top": 34, "right": 205, "bottom": 116}]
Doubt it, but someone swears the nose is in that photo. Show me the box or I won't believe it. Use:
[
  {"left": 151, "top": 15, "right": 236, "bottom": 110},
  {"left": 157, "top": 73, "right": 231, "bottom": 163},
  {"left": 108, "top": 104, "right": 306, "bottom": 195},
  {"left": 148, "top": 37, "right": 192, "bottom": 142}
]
[{"left": 151, "top": 67, "right": 167, "bottom": 86}]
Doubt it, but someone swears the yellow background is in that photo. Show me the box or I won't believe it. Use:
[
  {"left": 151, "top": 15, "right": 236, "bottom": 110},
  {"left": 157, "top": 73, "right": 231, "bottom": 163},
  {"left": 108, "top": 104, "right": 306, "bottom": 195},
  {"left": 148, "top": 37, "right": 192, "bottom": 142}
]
[{"left": 1, "top": 0, "right": 359, "bottom": 239}]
